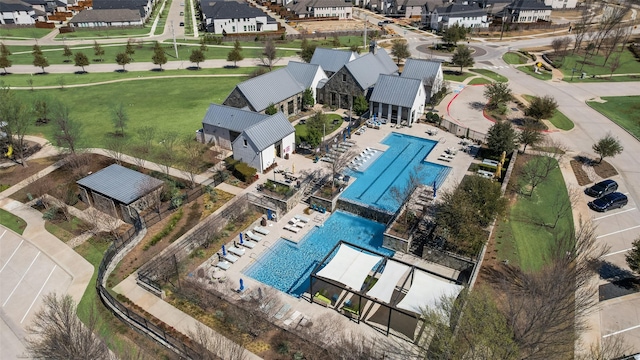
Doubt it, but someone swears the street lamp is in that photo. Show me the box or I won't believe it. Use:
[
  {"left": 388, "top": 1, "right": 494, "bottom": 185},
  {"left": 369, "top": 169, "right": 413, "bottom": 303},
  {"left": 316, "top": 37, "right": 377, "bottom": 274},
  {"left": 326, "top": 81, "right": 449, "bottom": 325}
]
[{"left": 570, "top": 67, "right": 577, "bottom": 81}]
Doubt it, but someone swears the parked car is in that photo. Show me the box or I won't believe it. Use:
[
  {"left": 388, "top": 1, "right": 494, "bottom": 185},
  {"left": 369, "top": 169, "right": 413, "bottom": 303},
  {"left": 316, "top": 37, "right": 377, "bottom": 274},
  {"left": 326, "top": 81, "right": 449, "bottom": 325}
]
[
  {"left": 588, "top": 192, "right": 628, "bottom": 212},
  {"left": 180, "top": 11, "right": 184, "bottom": 16},
  {"left": 585, "top": 179, "right": 618, "bottom": 198},
  {"left": 179, "top": 22, "right": 185, "bottom": 26},
  {"left": 378, "top": 20, "right": 391, "bottom": 26}
]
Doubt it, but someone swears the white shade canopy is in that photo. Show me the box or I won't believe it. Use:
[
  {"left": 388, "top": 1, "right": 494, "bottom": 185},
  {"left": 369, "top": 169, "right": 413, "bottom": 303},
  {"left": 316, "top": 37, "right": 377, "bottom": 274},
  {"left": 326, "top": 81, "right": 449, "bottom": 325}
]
[
  {"left": 316, "top": 244, "right": 383, "bottom": 291},
  {"left": 365, "top": 261, "right": 410, "bottom": 303},
  {"left": 396, "top": 270, "right": 464, "bottom": 314}
]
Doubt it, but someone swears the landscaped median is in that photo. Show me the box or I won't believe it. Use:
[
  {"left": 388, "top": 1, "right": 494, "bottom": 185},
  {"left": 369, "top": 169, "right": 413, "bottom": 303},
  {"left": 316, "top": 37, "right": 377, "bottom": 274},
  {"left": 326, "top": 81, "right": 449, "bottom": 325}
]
[{"left": 521, "top": 95, "right": 574, "bottom": 131}]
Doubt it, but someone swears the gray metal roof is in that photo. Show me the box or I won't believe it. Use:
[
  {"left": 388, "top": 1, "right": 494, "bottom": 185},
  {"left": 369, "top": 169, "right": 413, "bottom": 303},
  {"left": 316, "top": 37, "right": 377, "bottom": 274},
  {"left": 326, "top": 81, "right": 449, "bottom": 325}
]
[
  {"left": 310, "top": 48, "right": 357, "bottom": 74},
  {"left": 345, "top": 49, "right": 398, "bottom": 90},
  {"left": 236, "top": 67, "right": 305, "bottom": 112},
  {"left": 400, "top": 58, "right": 442, "bottom": 81},
  {"left": 77, "top": 164, "right": 163, "bottom": 205},
  {"left": 286, "top": 61, "right": 325, "bottom": 89},
  {"left": 509, "top": 0, "right": 551, "bottom": 11},
  {"left": 370, "top": 74, "right": 423, "bottom": 108},
  {"left": 70, "top": 9, "right": 141, "bottom": 23},
  {"left": 200, "top": 1, "right": 268, "bottom": 20},
  {"left": 435, "top": 4, "right": 488, "bottom": 17},
  {"left": 202, "top": 103, "right": 269, "bottom": 132},
  {"left": 242, "top": 112, "right": 295, "bottom": 151}
]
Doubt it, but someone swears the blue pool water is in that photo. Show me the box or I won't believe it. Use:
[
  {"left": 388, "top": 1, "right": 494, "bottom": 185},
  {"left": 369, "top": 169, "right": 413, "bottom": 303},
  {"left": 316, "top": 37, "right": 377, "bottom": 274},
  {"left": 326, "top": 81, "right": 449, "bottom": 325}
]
[
  {"left": 243, "top": 211, "right": 394, "bottom": 296},
  {"left": 341, "top": 132, "right": 450, "bottom": 213}
]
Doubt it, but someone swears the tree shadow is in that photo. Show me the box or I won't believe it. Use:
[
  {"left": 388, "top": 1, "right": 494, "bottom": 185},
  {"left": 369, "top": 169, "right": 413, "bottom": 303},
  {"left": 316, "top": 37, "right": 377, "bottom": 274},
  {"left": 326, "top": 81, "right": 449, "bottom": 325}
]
[
  {"left": 224, "top": 65, "right": 238, "bottom": 69},
  {"left": 150, "top": 68, "right": 164, "bottom": 72},
  {"left": 114, "top": 69, "right": 128, "bottom": 73},
  {"left": 34, "top": 72, "right": 48, "bottom": 75},
  {"left": 468, "top": 101, "right": 485, "bottom": 110},
  {"left": 574, "top": 154, "right": 595, "bottom": 166},
  {"left": 74, "top": 71, "right": 88, "bottom": 75},
  {"left": 186, "top": 66, "right": 200, "bottom": 71},
  {"left": 598, "top": 260, "right": 635, "bottom": 282},
  {"left": 0, "top": 72, "right": 11, "bottom": 76}
]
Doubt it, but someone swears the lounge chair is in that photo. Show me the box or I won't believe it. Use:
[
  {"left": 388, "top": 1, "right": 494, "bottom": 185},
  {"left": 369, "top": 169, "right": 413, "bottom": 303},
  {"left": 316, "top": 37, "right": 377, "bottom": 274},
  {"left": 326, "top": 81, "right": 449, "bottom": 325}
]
[
  {"left": 293, "top": 221, "right": 305, "bottom": 228},
  {"left": 483, "top": 159, "right": 499, "bottom": 167},
  {"left": 288, "top": 218, "right": 299, "bottom": 225},
  {"left": 254, "top": 226, "right": 270, "bottom": 235},
  {"left": 273, "top": 303, "right": 292, "bottom": 319},
  {"left": 228, "top": 246, "right": 245, "bottom": 257},
  {"left": 437, "top": 156, "right": 451, "bottom": 162},
  {"left": 283, "top": 311, "right": 302, "bottom": 326},
  {"left": 284, "top": 225, "right": 300, "bottom": 233},
  {"left": 216, "top": 261, "right": 231, "bottom": 270},
  {"left": 294, "top": 214, "right": 310, "bottom": 223},
  {"left": 313, "top": 292, "right": 332, "bottom": 307},
  {"left": 239, "top": 240, "right": 256, "bottom": 249},
  {"left": 441, "top": 153, "right": 455, "bottom": 160},
  {"left": 221, "top": 253, "right": 239, "bottom": 263},
  {"left": 246, "top": 231, "right": 262, "bottom": 242}
]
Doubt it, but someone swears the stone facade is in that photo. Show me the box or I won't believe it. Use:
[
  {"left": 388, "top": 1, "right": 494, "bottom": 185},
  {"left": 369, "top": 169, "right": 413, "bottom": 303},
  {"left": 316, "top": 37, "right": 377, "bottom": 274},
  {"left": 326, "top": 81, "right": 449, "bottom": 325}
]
[
  {"left": 223, "top": 87, "right": 303, "bottom": 116},
  {"left": 317, "top": 67, "right": 366, "bottom": 109}
]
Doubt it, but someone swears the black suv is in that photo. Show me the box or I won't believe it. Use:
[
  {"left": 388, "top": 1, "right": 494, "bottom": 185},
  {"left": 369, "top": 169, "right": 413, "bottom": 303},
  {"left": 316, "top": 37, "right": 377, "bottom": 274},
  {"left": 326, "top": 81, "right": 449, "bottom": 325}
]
[
  {"left": 585, "top": 179, "right": 618, "bottom": 198},
  {"left": 588, "top": 192, "right": 628, "bottom": 212}
]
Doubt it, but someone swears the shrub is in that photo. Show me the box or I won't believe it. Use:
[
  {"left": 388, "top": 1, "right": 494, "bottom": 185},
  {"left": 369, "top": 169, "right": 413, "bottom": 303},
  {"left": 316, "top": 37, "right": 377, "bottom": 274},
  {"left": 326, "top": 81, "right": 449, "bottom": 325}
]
[
  {"left": 232, "top": 162, "right": 257, "bottom": 183},
  {"left": 144, "top": 208, "right": 184, "bottom": 250}
]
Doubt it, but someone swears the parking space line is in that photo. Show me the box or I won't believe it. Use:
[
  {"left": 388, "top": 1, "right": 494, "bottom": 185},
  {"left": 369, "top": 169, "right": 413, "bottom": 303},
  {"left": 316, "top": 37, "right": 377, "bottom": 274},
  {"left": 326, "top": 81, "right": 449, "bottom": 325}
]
[
  {"left": 603, "top": 248, "right": 632, "bottom": 257},
  {"left": 603, "top": 324, "right": 640, "bottom": 338},
  {"left": 0, "top": 239, "right": 24, "bottom": 274},
  {"left": 20, "top": 265, "right": 57, "bottom": 324},
  {"left": 0, "top": 229, "right": 5, "bottom": 239},
  {"left": 596, "top": 225, "right": 640, "bottom": 239},
  {"left": 2, "top": 251, "right": 40, "bottom": 307},
  {"left": 594, "top": 208, "right": 637, "bottom": 221}
]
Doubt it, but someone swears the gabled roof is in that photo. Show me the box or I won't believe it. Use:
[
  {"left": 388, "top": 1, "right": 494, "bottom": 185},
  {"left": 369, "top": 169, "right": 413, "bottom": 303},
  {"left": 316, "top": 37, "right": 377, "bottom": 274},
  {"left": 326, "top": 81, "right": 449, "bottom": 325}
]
[
  {"left": 92, "top": 0, "right": 148, "bottom": 17},
  {"left": 400, "top": 58, "right": 442, "bottom": 82},
  {"left": 285, "top": 61, "right": 325, "bottom": 89},
  {"left": 309, "top": 0, "right": 352, "bottom": 7},
  {"left": 202, "top": 103, "right": 269, "bottom": 132},
  {"left": 344, "top": 48, "right": 398, "bottom": 89},
  {"left": 235, "top": 67, "right": 305, "bottom": 112},
  {"left": 200, "top": 0, "right": 268, "bottom": 20},
  {"left": 242, "top": 112, "right": 295, "bottom": 151},
  {"left": 435, "top": 3, "right": 488, "bottom": 17},
  {"left": 509, "top": 0, "right": 551, "bottom": 10},
  {"left": 0, "top": 0, "right": 33, "bottom": 12},
  {"left": 69, "top": 9, "right": 141, "bottom": 23},
  {"left": 370, "top": 74, "right": 422, "bottom": 108},
  {"left": 77, "top": 164, "right": 163, "bottom": 205},
  {"left": 310, "top": 48, "right": 357, "bottom": 74}
]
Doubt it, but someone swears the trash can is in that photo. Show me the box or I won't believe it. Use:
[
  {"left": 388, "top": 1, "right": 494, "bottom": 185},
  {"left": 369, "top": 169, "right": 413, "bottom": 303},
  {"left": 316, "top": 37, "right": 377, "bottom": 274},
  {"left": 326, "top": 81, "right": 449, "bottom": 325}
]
[
  {"left": 581, "top": 72, "right": 587, "bottom": 79},
  {"left": 261, "top": 217, "right": 267, "bottom": 226}
]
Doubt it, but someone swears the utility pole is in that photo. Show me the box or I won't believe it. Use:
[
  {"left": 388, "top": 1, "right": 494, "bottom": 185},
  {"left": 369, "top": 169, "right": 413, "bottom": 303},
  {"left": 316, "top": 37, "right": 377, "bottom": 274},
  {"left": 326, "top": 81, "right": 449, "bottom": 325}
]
[
  {"left": 171, "top": 21, "right": 178, "bottom": 58},
  {"left": 364, "top": 15, "right": 368, "bottom": 49},
  {"left": 500, "top": 15, "right": 507, "bottom": 41}
]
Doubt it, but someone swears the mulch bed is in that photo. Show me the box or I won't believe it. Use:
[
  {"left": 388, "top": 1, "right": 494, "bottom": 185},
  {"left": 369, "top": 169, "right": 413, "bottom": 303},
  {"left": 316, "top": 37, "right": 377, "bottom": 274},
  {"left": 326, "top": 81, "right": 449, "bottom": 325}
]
[{"left": 570, "top": 156, "right": 618, "bottom": 186}]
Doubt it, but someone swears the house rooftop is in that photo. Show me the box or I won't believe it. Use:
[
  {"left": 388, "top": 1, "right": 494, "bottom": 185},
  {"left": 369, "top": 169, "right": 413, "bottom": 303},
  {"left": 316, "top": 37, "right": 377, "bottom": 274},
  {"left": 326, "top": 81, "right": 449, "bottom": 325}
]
[
  {"left": 310, "top": 48, "right": 358, "bottom": 74},
  {"left": 76, "top": 164, "right": 163, "bottom": 205},
  {"left": 344, "top": 48, "right": 398, "bottom": 90},
  {"left": 243, "top": 112, "right": 295, "bottom": 151},
  {"left": 435, "top": 3, "right": 488, "bottom": 17},
  {"left": 200, "top": 1, "right": 268, "bottom": 20},
  {"left": 202, "top": 103, "right": 269, "bottom": 133},
  {"left": 400, "top": 58, "right": 442, "bottom": 82},
  {"left": 370, "top": 74, "right": 423, "bottom": 109},
  {"left": 509, "top": 0, "right": 551, "bottom": 10},
  {"left": 69, "top": 9, "right": 141, "bottom": 23},
  {"left": 285, "top": 61, "right": 325, "bottom": 89},
  {"left": 235, "top": 67, "right": 306, "bottom": 112}
]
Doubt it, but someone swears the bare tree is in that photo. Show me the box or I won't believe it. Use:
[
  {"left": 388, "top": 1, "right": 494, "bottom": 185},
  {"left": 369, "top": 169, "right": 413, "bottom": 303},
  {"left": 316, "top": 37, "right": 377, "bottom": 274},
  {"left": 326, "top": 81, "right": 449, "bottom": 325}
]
[
  {"left": 157, "top": 131, "right": 179, "bottom": 176},
  {"left": 572, "top": 0, "right": 598, "bottom": 54},
  {"left": 188, "top": 323, "right": 247, "bottom": 360},
  {"left": 576, "top": 336, "right": 631, "bottom": 360},
  {"left": 53, "top": 103, "right": 82, "bottom": 154},
  {"left": 323, "top": 147, "right": 358, "bottom": 192},
  {"left": 180, "top": 135, "right": 206, "bottom": 188},
  {"left": 602, "top": 24, "right": 629, "bottom": 65},
  {"left": 25, "top": 293, "right": 111, "bottom": 360},
  {"left": 519, "top": 155, "right": 560, "bottom": 196},
  {"left": 110, "top": 102, "right": 128, "bottom": 137},
  {"left": 0, "top": 84, "right": 31, "bottom": 166},
  {"left": 389, "top": 166, "right": 422, "bottom": 229},
  {"left": 136, "top": 125, "right": 156, "bottom": 154},
  {"left": 593, "top": 5, "right": 630, "bottom": 54},
  {"left": 103, "top": 136, "right": 127, "bottom": 165},
  {"left": 259, "top": 39, "right": 279, "bottom": 70},
  {"left": 608, "top": 52, "right": 622, "bottom": 79}
]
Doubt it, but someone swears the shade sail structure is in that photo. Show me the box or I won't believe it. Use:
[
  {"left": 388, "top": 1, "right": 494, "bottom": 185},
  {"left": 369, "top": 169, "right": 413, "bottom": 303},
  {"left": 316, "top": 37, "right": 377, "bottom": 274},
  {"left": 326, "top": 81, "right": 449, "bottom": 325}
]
[
  {"left": 366, "top": 261, "right": 410, "bottom": 303},
  {"left": 396, "top": 271, "right": 464, "bottom": 314},
  {"left": 316, "top": 244, "right": 382, "bottom": 291}
]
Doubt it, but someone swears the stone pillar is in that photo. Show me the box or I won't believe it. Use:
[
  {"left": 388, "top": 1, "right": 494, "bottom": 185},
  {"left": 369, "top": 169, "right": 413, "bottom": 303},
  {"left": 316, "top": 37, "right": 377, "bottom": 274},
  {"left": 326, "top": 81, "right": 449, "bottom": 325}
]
[
  {"left": 369, "top": 101, "right": 373, "bottom": 118},
  {"left": 378, "top": 102, "right": 382, "bottom": 119},
  {"left": 397, "top": 105, "right": 403, "bottom": 124},
  {"left": 387, "top": 103, "right": 392, "bottom": 122}
]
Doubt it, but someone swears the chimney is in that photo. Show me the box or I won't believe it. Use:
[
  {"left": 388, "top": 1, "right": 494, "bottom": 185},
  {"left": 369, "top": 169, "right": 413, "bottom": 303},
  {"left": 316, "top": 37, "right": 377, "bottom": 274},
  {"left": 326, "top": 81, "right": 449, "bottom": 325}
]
[{"left": 369, "top": 40, "right": 377, "bottom": 54}]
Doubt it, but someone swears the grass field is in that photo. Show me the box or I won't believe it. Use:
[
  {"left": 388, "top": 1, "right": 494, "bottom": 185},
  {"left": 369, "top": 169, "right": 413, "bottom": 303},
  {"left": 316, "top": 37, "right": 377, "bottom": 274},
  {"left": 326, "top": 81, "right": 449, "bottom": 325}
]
[
  {"left": 57, "top": 27, "right": 151, "bottom": 39},
  {"left": 553, "top": 47, "right": 640, "bottom": 79},
  {"left": 517, "top": 65, "right": 553, "bottom": 81},
  {"left": 502, "top": 52, "right": 531, "bottom": 65},
  {"left": 443, "top": 70, "right": 474, "bottom": 82},
  {"left": 194, "top": 36, "right": 363, "bottom": 50},
  {"left": 0, "top": 209, "right": 27, "bottom": 235},
  {"left": 0, "top": 27, "right": 53, "bottom": 39},
  {"left": 496, "top": 157, "right": 573, "bottom": 271},
  {"left": 44, "top": 217, "right": 87, "bottom": 243},
  {"left": 587, "top": 96, "right": 640, "bottom": 139},
  {"left": 470, "top": 68, "right": 508, "bottom": 82},
  {"left": 522, "top": 95, "right": 574, "bottom": 131},
  {"left": 0, "top": 66, "right": 258, "bottom": 87},
  {"left": 468, "top": 77, "right": 492, "bottom": 85},
  {"left": 183, "top": 0, "right": 193, "bottom": 36},
  {"left": 13, "top": 77, "right": 239, "bottom": 150},
  {"left": 295, "top": 113, "right": 343, "bottom": 143}
]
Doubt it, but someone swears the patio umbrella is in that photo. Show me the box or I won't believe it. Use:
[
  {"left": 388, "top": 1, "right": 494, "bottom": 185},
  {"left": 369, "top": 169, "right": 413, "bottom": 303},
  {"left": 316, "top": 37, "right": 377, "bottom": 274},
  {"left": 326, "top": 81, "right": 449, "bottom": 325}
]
[
  {"left": 500, "top": 151, "right": 506, "bottom": 165},
  {"left": 343, "top": 133, "right": 346, "bottom": 142},
  {"left": 222, "top": 244, "right": 227, "bottom": 256},
  {"left": 239, "top": 233, "right": 244, "bottom": 245},
  {"left": 239, "top": 278, "right": 245, "bottom": 292},
  {"left": 433, "top": 180, "right": 437, "bottom": 199}
]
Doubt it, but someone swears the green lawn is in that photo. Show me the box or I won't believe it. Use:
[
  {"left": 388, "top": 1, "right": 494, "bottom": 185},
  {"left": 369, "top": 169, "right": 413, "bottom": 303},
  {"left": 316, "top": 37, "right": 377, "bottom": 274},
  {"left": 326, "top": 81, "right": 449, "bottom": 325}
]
[
  {"left": 193, "top": 36, "right": 363, "bottom": 50},
  {"left": 522, "top": 95, "right": 574, "bottom": 131},
  {"left": 470, "top": 68, "right": 508, "bottom": 82},
  {"left": 587, "top": 96, "right": 640, "bottom": 140},
  {"left": 443, "top": 70, "right": 474, "bottom": 82},
  {"left": 502, "top": 52, "right": 530, "bottom": 65},
  {"left": 0, "top": 27, "right": 53, "bottom": 39},
  {"left": 553, "top": 47, "right": 640, "bottom": 79},
  {"left": 295, "top": 113, "right": 343, "bottom": 143},
  {"left": 468, "top": 77, "right": 492, "bottom": 85},
  {"left": 0, "top": 66, "right": 257, "bottom": 87},
  {"left": 57, "top": 27, "right": 151, "bottom": 40},
  {"left": 13, "top": 77, "right": 239, "bottom": 150},
  {"left": 0, "top": 209, "right": 27, "bottom": 235},
  {"left": 44, "top": 216, "right": 87, "bottom": 243},
  {"left": 517, "top": 65, "right": 553, "bottom": 81},
  {"left": 497, "top": 157, "right": 573, "bottom": 271},
  {"left": 183, "top": 0, "right": 193, "bottom": 36},
  {"left": 154, "top": 0, "right": 172, "bottom": 36}
]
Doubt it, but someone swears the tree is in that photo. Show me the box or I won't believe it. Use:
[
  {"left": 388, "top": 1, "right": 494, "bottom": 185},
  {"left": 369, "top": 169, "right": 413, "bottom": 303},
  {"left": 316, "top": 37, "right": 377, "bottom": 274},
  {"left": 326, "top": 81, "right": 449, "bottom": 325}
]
[
  {"left": 352, "top": 95, "right": 368, "bottom": 116},
  {"left": 137, "top": 125, "right": 156, "bottom": 154},
  {"left": 32, "top": 44, "right": 42, "bottom": 55},
  {"left": 300, "top": 38, "right": 316, "bottom": 63},
  {"left": 115, "top": 52, "right": 131, "bottom": 71},
  {"left": 517, "top": 121, "right": 544, "bottom": 154},
  {"left": 26, "top": 293, "right": 110, "bottom": 360},
  {"left": 486, "top": 121, "right": 517, "bottom": 154},
  {"left": 302, "top": 88, "right": 314, "bottom": 110},
  {"left": 33, "top": 53, "right": 49, "bottom": 73},
  {"left": 390, "top": 39, "right": 410, "bottom": 65},
  {"left": 441, "top": 23, "right": 467, "bottom": 46},
  {"left": 306, "top": 111, "right": 326, "bottom": 147},
  {"left": 325, "top": 148, "right": 358, "bottom": 192},
  {"left": 156, "top": 130, "right": 179, "bottom": 175},
  {"left": 180, "top": 135, "right": 206, "bottom": 188},
  {"left": 103, "top": 136, "right": 127, "bottom": 165},
  {"left": 93, "top": 41, "right": 104, "bottom": 62},
  {"left": 34, "top": 95, "right": 52, "bottom": 124},
  {"left": 626, "top": 237, "right": 640, "bottom": 274},
  {"left": 519, "top": 155, "right": 559, "bottom": 196},
  {"left": 264, "top": 103, "right": 277, "bottom": 115},
  {"left": 259, "top": 39, "right": 279, "bottom": 70},
  {"left": 189, "top": 49, "right": 205, "bottom": 69},
  {"left": 226, "top": 48, "right": 243, "bottom": 67},
  {"left": 483, "top": 82, "right": 512, "bottom": 111},
  {"left": 111, "top": 102, "right": 129, "bottom": 136},
  {"left": 125, "top": 38, "right": 136, "bottom": 59},
  {"left": 389, "top": 166, "right": 422, "bottom": 229},
  {"left": 451, "top": 44, "right": 474, "bottom": 73},
  {"left": 62, "top": 45, "right": 73, "bottom": 62},
  {"left": 199, "top": 37, "right": 208, "bottom": 52},
  {"left": 53, "top": 103, "right": 82, "bottom": 154},
  {"left": 572, "top": 0, "right": 598, "bottom": 54},
  {"left": 0, "top": 42, "right": 11, "bottom": 56},
  {"left": 551, "top": 37, "right": 571, "bottom": 56},
  {"left": 0, "top": 85, "right": 31, "bottom": 165},
  {"left": 233, "top": 39, "right": 242, "bottom": 52},
  {"left": 608, "top": 52, "right": 622, "bottom": 79},
  {"left": 0, "top": 53, "right": 11, "bottom": 74},
  {"left": 74, "top": 52, "right": 89, "bottom": 72},
  {"left": 152, "top": 42, "right": 167, "bottom": 70},
  {"left": 592, "top": 132, "right": 623, "bottom": 163},
  {"left": 524, "top": 95, "right": 557, "bottom": 121},
  {"left": 349, "top": 44, "right": 361, "bottom": 54}
]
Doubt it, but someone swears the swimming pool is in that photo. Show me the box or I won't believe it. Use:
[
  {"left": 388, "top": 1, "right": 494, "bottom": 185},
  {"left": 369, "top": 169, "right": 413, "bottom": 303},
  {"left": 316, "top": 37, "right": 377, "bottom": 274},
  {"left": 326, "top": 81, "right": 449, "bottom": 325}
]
[
  {"left": 243, "top": 211, "right": 394, "bottom": 296},
  {"left": 341, "top": 132, "right": 450, "bottom": 213}
]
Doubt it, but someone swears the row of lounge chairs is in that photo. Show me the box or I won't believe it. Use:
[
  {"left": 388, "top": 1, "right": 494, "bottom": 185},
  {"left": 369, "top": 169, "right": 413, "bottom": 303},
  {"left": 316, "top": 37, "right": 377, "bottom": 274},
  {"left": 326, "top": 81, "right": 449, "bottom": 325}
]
[
  {"left": 216, "top": 226, "right": 269, "bottom": 270},
  {"left": 284, "top": 217, "right": 306, "bottom": 233}
]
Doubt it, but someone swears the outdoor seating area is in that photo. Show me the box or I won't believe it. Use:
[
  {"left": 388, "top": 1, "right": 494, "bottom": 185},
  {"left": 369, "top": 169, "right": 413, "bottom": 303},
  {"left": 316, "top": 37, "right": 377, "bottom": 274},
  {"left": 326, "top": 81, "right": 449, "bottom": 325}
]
[
  {"left": 349, "top": 148, "right": 382, "bottom": 172},
  {"left": 477, "top": 169, "right": 494, "bottom": 179},
  {"left": 482, "top": 159, "right": 499, "bottom": 167},
  {"left": 254, "top": 226, "right": 270, "bottom": 235},
  {"left": 426, "top": 128, "right": 439, "bottom": 136},
  {"left": 437, "top": 148, "right": 458, "bottom": 162}
]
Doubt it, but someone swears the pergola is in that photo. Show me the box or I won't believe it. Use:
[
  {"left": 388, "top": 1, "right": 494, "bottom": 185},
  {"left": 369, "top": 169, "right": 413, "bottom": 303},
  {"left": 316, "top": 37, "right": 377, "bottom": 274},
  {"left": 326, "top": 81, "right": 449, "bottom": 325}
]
[{"left": 309, "top": 241, "right": 464, "bottom": 340}]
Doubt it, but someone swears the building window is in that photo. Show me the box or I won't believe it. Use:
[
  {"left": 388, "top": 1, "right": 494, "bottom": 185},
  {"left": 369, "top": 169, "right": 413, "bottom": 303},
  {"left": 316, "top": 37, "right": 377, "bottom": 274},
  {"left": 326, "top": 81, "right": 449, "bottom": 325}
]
[
  {"left": 342, "top": 73, "right": 347, "bottom": 82},
  {"left": 243, "top": 139, "right": 248, "bottom": 147},
  {"left": 244, "top": 26, "right": 246, "bottom": 31}
]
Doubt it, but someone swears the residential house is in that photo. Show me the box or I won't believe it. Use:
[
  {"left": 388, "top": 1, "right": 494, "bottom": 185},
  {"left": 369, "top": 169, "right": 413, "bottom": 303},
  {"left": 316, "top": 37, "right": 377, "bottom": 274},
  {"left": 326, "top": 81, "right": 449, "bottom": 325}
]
[
  {"left": 505, "top": 0, "right": 551, "bottom": 23},
  {"left": 223, "top": 62, "right": 327, "bottom": 115},
  {"left": 428, "top": 3, "right": 488, "bottom": 30},
  {"left": 21, "top": 0, "right": 65, "bottom": 22},
  {"left": 309, "top": 47, "right": 357, "bottom": 77},
  {"left": 399, "top": 0, "right": 442, "bottom": 19},
  {"left": 477, "top": 0, "right": 511, "bottom": 17},
  {"left": 92, "top": 0, "right": 153, "bottom": 21},
  {"left": 77, "top": 164, "right": 164, "bottom": 224},
  {"left": 69, "top": 8, "right": 142, "bottom": 26},
  {"left": 285, "top": 0, "right": 352, "bottom": 19},
  {"left": 200, "top": 1, "right": 278, "bottom": 34},
  {"left": 0, "top": 0, "right": 37, "bottom": 24},
  {"left": 317, "top": 46, "right": 398, "bottom": 109},
  {"left": 400, "top": 58, "right": 443, "bottom": 101},
  {"left": 369, "top": 74, "right": 426, "bottom": 126},
  {"left": 543, "top": 0, "right": 575, "bottom": 9},
  {"left": 200, "top": 104, "right": 295, "bottom": 173}
]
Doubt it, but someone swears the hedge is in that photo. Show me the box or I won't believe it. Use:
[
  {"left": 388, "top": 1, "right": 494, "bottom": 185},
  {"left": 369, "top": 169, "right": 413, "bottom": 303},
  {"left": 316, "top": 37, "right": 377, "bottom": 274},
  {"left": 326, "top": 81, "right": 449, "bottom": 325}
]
[{"left": 233, "top": 162, "right": 257, "bottom": 183}]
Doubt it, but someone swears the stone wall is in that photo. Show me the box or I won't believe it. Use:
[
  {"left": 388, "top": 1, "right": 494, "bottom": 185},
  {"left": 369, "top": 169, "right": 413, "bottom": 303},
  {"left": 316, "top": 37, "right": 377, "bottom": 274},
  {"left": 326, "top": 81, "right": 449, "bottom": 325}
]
[
  {"left": 318, "top": 67, "right": 365, "bottom": 108},
  {"left": 335, "top": 199, "right": 394, "bottom": 224},
  {"left": 222, "top": 87, "right": 254, "bottom": 111},
  {"left": 383, "top": 232, "right": 410, "bottom": 252}
]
